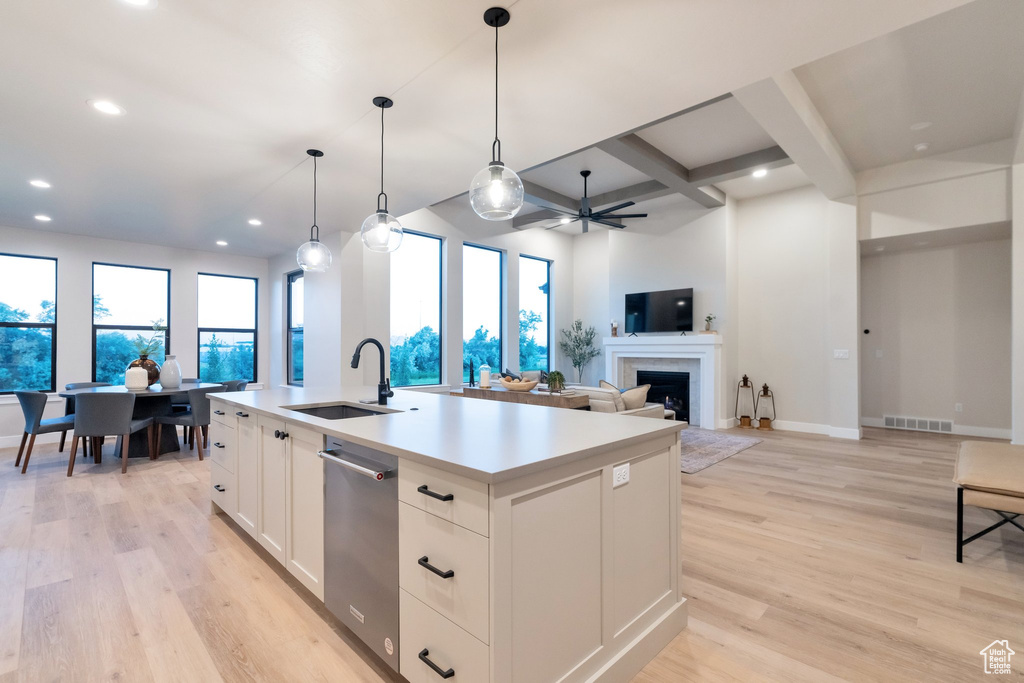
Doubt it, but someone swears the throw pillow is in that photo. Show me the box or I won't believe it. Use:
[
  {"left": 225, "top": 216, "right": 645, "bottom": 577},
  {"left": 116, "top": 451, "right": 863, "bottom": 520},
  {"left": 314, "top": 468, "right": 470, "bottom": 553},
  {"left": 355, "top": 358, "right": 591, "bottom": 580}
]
[
  {"left": 599, "top": 380, "right": 627, "bottom": 412},
  {"left": 621, "top": 384, "right": 651, "bottom": 410}
]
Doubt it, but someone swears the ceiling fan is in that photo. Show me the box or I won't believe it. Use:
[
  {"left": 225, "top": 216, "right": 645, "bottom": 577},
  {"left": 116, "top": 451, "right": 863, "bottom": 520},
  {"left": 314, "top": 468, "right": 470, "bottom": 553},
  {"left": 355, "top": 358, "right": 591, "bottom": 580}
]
[{"left": 544, "top": 170, "right": 648, "bottom": 233}]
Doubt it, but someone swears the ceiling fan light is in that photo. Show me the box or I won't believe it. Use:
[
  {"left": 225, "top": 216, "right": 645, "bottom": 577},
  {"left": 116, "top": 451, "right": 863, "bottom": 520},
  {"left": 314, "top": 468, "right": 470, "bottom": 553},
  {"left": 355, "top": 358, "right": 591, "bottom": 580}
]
[
  {"left": 361, "top": 211, "right": 404, "bottom": 253},
  {"left": 297, "top": 239, "right": 332, "bottom": 272},
  {"left": 470, "top": 162, "right": 524, "bottom": 221}
]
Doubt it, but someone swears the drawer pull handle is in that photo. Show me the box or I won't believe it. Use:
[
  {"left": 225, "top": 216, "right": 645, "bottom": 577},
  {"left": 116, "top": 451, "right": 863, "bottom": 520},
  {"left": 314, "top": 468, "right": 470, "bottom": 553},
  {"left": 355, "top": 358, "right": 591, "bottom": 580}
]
[
  {"left": 274, "top": 430, "right": 281, "bottom": 438},
  {"left": 235, "top": 411, "right": 249, "bottom": 418},
  {"left": 417, "top": 484, "right": 454, "bottom": 502},
  {"left": 213, "top": 410, "right": 225, "bottom": 415},
  {"left": 213, "top": 484, "right": 226, "bottom": 492},
  {"left": 213, "top": 442, "right": 225, "bottom": 449},
  {"left": 418, "top": 649, "right": 454, "bottom": 679},
  {"left": 418, "top": 556, "right": 454, "bottom": 579}
]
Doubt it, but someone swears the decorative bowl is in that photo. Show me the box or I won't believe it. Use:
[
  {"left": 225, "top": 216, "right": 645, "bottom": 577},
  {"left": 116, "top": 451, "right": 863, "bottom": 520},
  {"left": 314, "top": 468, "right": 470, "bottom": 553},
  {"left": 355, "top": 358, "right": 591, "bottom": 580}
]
[{"left": 500, "top": 377, "right": 539, "bottom": 392}]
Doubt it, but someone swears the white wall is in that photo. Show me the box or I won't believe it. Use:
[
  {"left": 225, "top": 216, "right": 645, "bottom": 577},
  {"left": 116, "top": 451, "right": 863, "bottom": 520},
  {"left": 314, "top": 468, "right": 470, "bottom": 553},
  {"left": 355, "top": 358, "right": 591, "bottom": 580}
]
[
  {"left": 0, "top": 224, "right": 269, "bottom": 444},
  {"left": 1013, "top": 164, "right": 1024, "bottom": 444},
  {"left": 860, "top": 239, "right": 1012, "bottom": 437}
]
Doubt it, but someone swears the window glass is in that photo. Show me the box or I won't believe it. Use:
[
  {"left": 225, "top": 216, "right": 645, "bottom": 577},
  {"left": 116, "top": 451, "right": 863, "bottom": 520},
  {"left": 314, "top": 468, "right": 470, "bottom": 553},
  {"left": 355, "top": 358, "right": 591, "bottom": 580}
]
[
  {"left": 198, "top": 274, "right": 257, "bottom": 382},
  {"left": 519, "top": 256, "right": 550, "bottom": 372},
  {"left": 0, "top": 254, "right": 57, "bottom": 392},
  {"left": 389, "top": 233, "right": 442, "bottom": 386},
  {"left": 92, "top": 263, "right": 169, "bottom": 384},
  {"left": 463, "top": 244, "right": 502, "bottom": 381}
]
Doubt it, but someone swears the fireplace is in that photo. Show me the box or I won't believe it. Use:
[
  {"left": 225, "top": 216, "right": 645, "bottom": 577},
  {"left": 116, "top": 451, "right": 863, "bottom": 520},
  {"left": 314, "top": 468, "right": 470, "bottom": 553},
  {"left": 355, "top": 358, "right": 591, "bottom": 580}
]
[{"left": 638, "top": 370, "right": 689, "bottom": 423}]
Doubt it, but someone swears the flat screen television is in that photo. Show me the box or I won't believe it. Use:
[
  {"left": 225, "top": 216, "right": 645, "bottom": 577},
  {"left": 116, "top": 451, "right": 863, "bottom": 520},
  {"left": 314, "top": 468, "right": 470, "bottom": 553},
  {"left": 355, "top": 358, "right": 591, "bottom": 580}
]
[{"left": 624, "top": 288, "right": 693, "bottom": 334}]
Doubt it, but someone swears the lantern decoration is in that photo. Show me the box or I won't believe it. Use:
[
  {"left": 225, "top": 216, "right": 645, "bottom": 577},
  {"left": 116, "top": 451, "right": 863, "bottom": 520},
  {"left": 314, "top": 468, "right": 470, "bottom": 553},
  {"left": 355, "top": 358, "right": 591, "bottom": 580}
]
[
  {"left": 734, "top": 374, "right": 756, "bottom": 429},
  {"left": 755, "top": 383, "right": 776, "bottom": 431}
]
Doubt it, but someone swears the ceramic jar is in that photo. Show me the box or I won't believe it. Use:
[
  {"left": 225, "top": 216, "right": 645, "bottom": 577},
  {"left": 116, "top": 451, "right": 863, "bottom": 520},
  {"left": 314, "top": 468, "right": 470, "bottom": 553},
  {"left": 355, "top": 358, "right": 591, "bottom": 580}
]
[
  {"left": 160, "top": 355, "right": 181, "bottom": 389},
  {"left": 125, "top": 366, "right": 149, "bottom": 390}
]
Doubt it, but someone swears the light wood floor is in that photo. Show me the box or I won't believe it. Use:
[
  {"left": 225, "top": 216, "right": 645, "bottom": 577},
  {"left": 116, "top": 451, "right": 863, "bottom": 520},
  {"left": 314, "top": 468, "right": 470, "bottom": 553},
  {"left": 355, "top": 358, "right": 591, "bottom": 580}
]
[{"left": 1, "top": 428, "right": 1021, "bottom": 682}]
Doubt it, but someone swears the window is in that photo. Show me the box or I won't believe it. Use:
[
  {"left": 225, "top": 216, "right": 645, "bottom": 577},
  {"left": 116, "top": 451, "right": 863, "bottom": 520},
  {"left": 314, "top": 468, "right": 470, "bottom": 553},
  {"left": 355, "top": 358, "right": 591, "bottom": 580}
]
[
  {"left": 198, "top": 273, "right": 257, "bottom": 382},
  {"left": 519, "top": 255, "right": 550, "bottom": 372},
  {"left": 390, "top": 232, "right": 442, "bottom": 386},
  {"left": 0, "top": 253, "right": 57, "bottom": 393},
  {"left": 93, "top": 263, "right": 170, "bottom": 384},
  {"left": 462, "top": 244, "right": 502, "bottom": 381},
  {"left": 288, "top": 271, "right": 304, "bottom": 385}
]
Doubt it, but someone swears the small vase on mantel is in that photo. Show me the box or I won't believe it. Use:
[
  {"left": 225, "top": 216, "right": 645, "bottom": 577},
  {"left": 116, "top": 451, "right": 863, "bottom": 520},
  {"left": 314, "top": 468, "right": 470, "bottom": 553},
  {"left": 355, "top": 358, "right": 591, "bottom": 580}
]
[
  {"left": 160, "top": 355, "right": 181, "bottom": 389},
  {"left": 128, "top": 354, "right": 161, "bottom": 386}
]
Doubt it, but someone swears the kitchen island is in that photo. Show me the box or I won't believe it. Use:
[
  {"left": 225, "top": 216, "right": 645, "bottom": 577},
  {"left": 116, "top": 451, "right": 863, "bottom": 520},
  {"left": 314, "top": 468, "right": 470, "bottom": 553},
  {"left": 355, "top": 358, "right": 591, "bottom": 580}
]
[{"left": 208, "top": 387, "right": 686, "bottom": 682}]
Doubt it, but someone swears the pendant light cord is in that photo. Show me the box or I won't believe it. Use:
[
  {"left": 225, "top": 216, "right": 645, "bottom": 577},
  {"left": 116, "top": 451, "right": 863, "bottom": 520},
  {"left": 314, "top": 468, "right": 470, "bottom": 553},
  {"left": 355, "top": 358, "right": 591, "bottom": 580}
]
[
  {"left": 491, "top": 21, "right": 501, "bottom": 164},
  {"left": 310, "top": 154, "right": 319, "bottom": 242},
  {"left": 378, "top": 104, "right": 388, "bottom": 213}
]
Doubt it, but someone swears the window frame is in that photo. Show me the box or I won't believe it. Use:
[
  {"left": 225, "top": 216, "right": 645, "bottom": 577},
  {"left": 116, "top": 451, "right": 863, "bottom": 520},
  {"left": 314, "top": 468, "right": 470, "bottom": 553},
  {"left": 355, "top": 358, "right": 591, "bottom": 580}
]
[
  {"left": 91, "top": 262, "right": 171, "bottom": 383},
  {"left": 390, "top": 230, "right": 444, "bottom": 387},
  {"left": 287, "top": 270, "right": 303, "bottom": 386},
  {"left": 0, "top": 252, "right": 58, "bottom": 394},
  {"left": 462, "top": 242, "right": 504, "bottom": 379},
  {"left": 196, "top": 272, "right": 259, "bottom": 383},
  {"left": 518, "top": 253, "right": 551, "bottom": 372}
]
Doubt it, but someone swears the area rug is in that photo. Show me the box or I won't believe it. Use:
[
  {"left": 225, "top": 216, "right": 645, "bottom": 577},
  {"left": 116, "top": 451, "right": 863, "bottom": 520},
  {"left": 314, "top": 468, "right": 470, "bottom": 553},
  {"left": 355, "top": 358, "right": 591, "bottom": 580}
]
[{"left": 679, "top": 428, "right": 761, "bottom": 474}]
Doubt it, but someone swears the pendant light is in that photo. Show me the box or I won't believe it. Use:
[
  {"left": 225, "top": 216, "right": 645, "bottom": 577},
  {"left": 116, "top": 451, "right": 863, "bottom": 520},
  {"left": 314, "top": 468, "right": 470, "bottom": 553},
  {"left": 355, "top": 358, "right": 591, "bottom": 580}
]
[
  {"left": 296, "top": 149, "right": 333, "bottom": 272},
  {"left": 361, "top": 97, "right": 404, "bottom": 253},
  {"left": 469, "top": 7, "right": 524, "bottom": 221}
]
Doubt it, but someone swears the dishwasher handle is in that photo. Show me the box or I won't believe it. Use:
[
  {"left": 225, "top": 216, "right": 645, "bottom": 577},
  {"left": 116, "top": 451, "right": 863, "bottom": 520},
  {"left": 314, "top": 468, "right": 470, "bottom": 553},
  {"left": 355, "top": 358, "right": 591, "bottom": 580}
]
[{"left": 318, "top": 449, "right": 391, "bottom": 481}]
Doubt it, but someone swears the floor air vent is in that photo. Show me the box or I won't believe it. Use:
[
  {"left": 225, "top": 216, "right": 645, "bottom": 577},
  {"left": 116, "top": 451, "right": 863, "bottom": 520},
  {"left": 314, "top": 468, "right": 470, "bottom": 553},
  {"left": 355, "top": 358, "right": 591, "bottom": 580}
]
[{"left": 881, "top": 415, "right": 953, "bottom": 434}]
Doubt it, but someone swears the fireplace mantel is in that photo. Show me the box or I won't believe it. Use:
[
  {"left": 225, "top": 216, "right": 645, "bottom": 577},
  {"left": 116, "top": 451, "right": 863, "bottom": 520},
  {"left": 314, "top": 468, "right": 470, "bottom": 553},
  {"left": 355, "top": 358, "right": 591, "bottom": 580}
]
[{"left": 603, "top": 335, "right": 723, "bottom": 429}]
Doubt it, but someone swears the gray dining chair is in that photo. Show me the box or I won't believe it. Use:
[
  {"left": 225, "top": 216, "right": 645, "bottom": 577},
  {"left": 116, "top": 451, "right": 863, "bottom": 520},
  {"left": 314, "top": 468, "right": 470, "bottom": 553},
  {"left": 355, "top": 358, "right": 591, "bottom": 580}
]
[
  {"left": 15, "top": 391, "right": 76, "bottom": 474},
  {"left": 67, "top": 392, "right": 155, "bottom": 476},
  {"left": 61, "top": 382, "right": 111, "bottom": 456},
  {"left": 155, "top": 386, "right": 224, "bottom": 460},
  {"left": 219, "top": 380, "right": 249, "bottom": 392}
]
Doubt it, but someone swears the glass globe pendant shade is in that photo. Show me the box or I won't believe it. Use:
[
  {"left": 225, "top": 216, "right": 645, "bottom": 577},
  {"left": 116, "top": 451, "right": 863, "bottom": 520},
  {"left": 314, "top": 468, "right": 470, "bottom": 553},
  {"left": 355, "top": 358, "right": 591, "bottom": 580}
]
[
  {"left": 469, "top": 162, "right": 524, "bottom": 221},
  {"left": 360, "top": 211, "right": 404, "bottom": 253},
  {"left": 296, "top": 238, "right": 332, "bottom": 272}
]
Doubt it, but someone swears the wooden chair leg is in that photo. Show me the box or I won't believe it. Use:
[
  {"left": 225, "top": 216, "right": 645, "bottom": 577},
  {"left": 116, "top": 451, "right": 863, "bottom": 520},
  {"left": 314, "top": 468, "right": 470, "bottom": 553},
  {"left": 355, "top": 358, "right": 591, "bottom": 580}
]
[
  {"left": 82, "top": 435, "right": 88, "bottom": 459},
  {"left": 148, "top": 426, "right": 156, "bottom": 460},
  {"left": 15, "top": 432, "right": 28, "bottom": 467},
  {"left": 202, "top": 425, "right": 209, "bottom": 448},
  {"left": 67, "top": 436, "right": 79, "bottom": 477},
  {"left": 58, "top": 430, "right": 67, "bottom": 453},
  {"left": 121, "top": 433, "right": 129, "bottom": 474},
  {"left": 93, "top": 437, "right": 101, "bottom": 464},
  {"left": 196, "top": 425, "right": 205, "bottom": 461},
  {"left": 156, "top": 423, "right": 163, "bottom": 458},
  {"left": 189, "top": 426, "right": 194, "bottom": 451},
  {"left": 20, "top": 434, "right": 36, "bottom": 474}
]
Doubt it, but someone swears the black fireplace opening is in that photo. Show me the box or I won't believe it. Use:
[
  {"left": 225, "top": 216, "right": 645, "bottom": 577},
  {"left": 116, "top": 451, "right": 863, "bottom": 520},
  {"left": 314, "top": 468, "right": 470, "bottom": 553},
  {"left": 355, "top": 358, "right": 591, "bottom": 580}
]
[{"left": 637, "top": 370, "right": 690, "bottom": 423}]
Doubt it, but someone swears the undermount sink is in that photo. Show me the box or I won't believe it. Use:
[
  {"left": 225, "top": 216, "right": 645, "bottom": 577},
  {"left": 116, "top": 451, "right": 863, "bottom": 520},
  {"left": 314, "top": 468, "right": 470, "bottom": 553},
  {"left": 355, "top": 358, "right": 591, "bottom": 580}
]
[{"left": 284, "top": 403, "right": 391, "bottom": 420}]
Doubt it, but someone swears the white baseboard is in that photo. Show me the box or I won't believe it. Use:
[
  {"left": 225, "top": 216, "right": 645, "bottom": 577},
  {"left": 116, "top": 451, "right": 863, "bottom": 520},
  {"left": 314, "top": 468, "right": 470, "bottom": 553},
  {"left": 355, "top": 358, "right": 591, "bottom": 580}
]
[
  {"left": 771, "top": 419, "right": 830, "bottom": 436},
  {"left": 860, "top": 417, "right": 1011, "bottom": 440},
  {"left": 717, "top": 417, "right": 738, "bottom": 429},
  {"left": 0, "top": 432, "right": 63, "bottom": 449},
  {"left": 828, "top": 426, "right": 862, "bottom": 440}
]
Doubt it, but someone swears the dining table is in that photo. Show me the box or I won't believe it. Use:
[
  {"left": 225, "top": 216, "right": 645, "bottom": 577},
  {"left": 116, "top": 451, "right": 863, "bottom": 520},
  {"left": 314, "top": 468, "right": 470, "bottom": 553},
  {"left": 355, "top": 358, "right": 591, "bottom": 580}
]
[{"left": 58, "top": 382, "right": 223, "bottom": 458}]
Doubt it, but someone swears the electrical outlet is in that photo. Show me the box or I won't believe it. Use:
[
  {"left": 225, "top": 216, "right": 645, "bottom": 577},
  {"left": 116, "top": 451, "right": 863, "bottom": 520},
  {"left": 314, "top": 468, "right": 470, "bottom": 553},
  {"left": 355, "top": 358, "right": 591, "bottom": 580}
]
[
  {"left": 612, "top": 463, "right": 630, "bottom": 488},
  {"left": 833, "top": 349, "right": 850, "bottom": 359},
  {"left": 955, "top": 403, "right": 963, "bottom": 413}
]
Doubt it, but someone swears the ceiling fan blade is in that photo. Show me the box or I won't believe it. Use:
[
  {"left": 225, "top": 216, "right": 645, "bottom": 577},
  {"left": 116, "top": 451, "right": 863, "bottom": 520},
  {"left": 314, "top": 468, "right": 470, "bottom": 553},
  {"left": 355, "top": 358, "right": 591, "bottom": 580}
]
[
  {"left": 601, "top": 213, "right": 648, "bottom": 219},
  {"left": 593, "top": 219, "right": 626, "bottom": 229},
  {"left": 593, "top": 201, "right": 635, "bottom": 215}
]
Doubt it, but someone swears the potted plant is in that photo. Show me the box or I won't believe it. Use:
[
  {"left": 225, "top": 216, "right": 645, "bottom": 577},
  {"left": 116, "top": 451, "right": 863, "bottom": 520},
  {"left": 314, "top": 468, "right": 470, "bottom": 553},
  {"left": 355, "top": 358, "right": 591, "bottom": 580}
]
[
  {"left": 704, "top": 314, "right": 716, "bottom": 332},
  {"left": 127, "top": 319, "right": 166, "bottom": 386},
  {"left": 559, "top": 319, "right": 600, "bottom": 384},
  {"left": 547, "top": 370, "right": 566, "bottom": 394}
]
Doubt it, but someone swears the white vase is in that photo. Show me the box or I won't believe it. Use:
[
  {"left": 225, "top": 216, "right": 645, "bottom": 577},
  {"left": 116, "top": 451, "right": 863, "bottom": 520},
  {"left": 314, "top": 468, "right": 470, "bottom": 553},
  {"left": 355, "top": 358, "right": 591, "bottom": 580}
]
[
  {"left": 160, "top": 355, "right": 182, "bottom": 389},
  {"left": 125, "top": 366, "right": 149, "bottom": 390}
]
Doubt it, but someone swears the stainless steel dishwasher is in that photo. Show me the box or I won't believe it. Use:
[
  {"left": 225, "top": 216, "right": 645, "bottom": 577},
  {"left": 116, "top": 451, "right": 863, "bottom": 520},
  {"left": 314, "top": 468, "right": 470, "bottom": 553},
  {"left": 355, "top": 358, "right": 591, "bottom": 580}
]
[{"left": 321, "top": 438, "right": 400, "bottom": 672}]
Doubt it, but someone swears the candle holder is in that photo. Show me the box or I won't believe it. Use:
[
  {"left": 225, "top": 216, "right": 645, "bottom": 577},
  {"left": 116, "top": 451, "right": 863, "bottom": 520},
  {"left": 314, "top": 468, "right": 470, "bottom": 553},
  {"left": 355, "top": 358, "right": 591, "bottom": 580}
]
[
  {"left": 755, "top": 383, "right": 776, "bottom": 431},
  {"left": 734, "top": 374, "right": 756, "bottom": 429},
  {"left": 611, "top": 321, "right": 618, "bottom": 337}
]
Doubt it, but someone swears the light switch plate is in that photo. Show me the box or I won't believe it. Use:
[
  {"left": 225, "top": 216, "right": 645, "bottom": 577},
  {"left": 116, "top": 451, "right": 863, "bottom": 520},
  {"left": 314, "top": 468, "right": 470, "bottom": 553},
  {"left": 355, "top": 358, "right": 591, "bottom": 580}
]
[
  {"left": 833, "top": 349, "right": 850, "bottom": 359},
  {"left": 613, "top": 463, "right": 630, "bottom": 488}
]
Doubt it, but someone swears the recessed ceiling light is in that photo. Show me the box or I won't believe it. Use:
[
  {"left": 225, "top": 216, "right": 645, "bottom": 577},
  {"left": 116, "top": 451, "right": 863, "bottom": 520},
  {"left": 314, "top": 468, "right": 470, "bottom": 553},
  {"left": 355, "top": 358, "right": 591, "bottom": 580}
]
[
  {"left": 914, "top": 142, "right": 930, "bottom": 153},
  {"left": 29, "top": 179, "right": 51, "bottom": 188},
  {"left": 216, "top": 240, "right": 228, "bottom": 247},
  {"left": 559, "top": 217, "right": 571, "bottom": 224},
  {"left": 248, "top": 218, "right": 262, "bottom": 226},
  {"left": 752, "top": 169, "right": 768, "bottom": 178},
  {"left": 910, "top": 121, "right": 932, "bottom": 131},
  {"left": 89, "top": 99, "right": 126, "bottom": 116},
  {"left": 121, "top": 0, "right": 157, "bottom": 7},
  {"left": 34, "top": 215, "right": 52, "bottom": 222}
]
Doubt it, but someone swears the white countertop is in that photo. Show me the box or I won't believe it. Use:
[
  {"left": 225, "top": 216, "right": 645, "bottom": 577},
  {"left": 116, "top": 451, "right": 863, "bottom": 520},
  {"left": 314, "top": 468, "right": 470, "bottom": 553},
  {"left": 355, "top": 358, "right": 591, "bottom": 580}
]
[{"left": 213, "top": 387, "right": 682, "bottom": 483}]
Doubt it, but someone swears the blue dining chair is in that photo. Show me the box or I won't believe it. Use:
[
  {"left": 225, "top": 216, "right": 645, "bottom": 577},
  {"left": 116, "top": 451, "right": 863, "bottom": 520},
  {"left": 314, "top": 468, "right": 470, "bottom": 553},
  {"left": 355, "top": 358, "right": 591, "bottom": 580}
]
[
  {"left": 67, "top": 392, "right": 155, "bottom": 476},
  {"left": 15, "top": 391, "right": 76, "bottom": 474},
  {"left": 61, "top": 382, "right": 111, "bottom": 456}
]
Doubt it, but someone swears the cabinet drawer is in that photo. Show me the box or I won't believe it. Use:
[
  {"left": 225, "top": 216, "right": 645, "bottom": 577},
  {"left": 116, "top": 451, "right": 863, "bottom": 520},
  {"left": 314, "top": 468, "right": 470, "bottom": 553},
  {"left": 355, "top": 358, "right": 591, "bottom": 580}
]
[
  {"left": 210, "top": 402, "right": 236, "bottom": 428},
  {"left": 399, "top": 460, "right": 489, "bottom": 537},
  {"left": 210, "top": 460, "right": 237, "bottom": 516},
  {"left": 399, "top": 503, "right": 489, "bottom": 643},
  {"left": 400, "top": 589, "right": 489, "bottom": 683},
  {"left": 208, "top": 421, "right": 236, "bottom": 473}
]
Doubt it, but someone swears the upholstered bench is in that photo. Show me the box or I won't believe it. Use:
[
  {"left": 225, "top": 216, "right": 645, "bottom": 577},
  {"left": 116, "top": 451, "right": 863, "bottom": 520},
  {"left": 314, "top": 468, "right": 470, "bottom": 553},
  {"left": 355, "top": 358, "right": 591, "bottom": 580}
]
[{"left": 953, "top": 441, "right": 1024, "bottom": 562}]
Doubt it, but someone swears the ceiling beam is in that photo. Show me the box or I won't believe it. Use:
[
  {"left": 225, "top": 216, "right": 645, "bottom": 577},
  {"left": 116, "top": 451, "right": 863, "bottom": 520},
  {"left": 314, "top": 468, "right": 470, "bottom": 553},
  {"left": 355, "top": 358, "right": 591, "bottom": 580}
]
[
  {"left": 521, "top": 180, "right": 579, "bottom": 213},
  {"left": 732, "top": 71, "right": 855, "bottom": 200},
  {"left": 688, "top": 146, "right": 792, "bottom": 186},
  {"left": 588, "top": 179, "right": 673, "bottom": 209},
  {"left": 596, "top": 135, "right": 725, "bottom": 208}
]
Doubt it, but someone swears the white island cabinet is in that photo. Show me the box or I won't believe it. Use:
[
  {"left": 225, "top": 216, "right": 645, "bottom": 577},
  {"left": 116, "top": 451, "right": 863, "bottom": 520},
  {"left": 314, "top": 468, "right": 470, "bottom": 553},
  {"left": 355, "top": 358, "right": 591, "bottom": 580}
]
[{"left": 209, "top": 388, "right": 686, "bottom": 682}]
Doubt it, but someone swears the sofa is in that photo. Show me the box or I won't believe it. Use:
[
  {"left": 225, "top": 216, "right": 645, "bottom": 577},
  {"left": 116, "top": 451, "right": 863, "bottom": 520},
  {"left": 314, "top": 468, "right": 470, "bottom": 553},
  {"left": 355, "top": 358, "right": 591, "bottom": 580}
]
[{"left": 574, "top": 385, "right": 671, "bottom": 420}]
